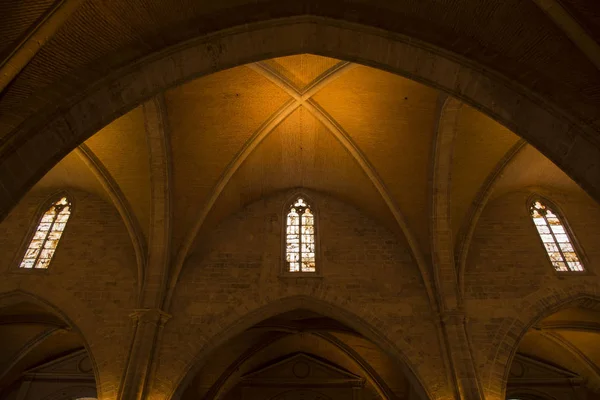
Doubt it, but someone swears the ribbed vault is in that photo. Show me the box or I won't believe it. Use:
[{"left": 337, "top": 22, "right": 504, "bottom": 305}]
[
  {"left": 20, "top": 53, "right": 595, "bottom": 310},
  {"left": 2, "top": 49, "right": 599, "bottom": 400}
]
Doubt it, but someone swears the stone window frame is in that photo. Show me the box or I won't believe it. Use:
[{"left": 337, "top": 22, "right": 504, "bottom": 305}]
[
  {"left": 526, "top": 194, "right": 590, "bottom": 276},
  {"left": 280, "top": 191, "right": 322, "bottom": 278},
  {"left": 10, "top": 190, "right": 75, "bottom": 274}
]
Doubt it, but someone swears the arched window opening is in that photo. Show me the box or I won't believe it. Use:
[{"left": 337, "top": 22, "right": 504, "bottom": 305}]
[
  {"left": 286, "top": 197, "right": 316, "bottom": 273},
  {"left": 20, "top": 196, "right": 72, "bottom": 269},
  {"left": 530, "top": 200, "right": 583, "bottom": 272}
]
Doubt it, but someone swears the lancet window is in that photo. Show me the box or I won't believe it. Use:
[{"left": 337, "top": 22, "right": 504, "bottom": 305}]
[
  {"left": 20, "top": 196, "right": 72, "bottom": 269},
  {"left": 530, "top": 200, "right": 583, "bottom": 272},
  {"left": 285, "top": 197, "right": 316, "bottom": 272}
]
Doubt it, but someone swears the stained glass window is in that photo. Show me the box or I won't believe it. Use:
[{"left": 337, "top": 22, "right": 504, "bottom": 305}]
[
  {"left": 530, "top": 200, "right": 583, "bottom": 272},
  {"left": 20, "top": 197, "right": 71, "bottom": 269},
  {"left": 286, "top": 197, "right": 316, "bottom": 272}
]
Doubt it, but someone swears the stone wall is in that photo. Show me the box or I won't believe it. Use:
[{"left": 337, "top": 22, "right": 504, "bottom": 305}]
[
  {"left": 157, "top": 190, "right": 443, "bottom": 399},
  {"left": 0, "top": 188, "right": 138, "bottom": 399},
  {"left": 0, "top": 187, "right": 599, "bottom": 399}
]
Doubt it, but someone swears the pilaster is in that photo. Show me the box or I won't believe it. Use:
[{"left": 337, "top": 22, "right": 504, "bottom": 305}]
[
  {"left": 441, "top": 311, "right": 484, "bottom": 400},
  {"left": 118, "top": 308, "right": 171, "bottom": 400}
]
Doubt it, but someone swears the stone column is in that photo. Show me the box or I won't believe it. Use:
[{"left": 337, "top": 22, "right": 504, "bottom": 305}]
[
  {"left": 118, "top": 308, "right": 171, "bottom": 400},
  {"left": 441, "top": 311, "right": 484, "bottom": 400}
]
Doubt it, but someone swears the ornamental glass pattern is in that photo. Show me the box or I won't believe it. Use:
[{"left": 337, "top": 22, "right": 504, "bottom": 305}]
[
  {"left": 20, "top": 197, "right": 71, "bottom": 269},
  {"left": 530, "top": 200, "right": 583, "bottom": 272},
  {"left": 286, "top": 197, "right": 316, "bottom": 272}
]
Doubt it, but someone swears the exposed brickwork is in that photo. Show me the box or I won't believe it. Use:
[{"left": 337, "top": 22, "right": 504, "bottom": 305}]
[
  {"left": 464, "top": 189, "right": 600, "bottom": 399},
  {"left": 0, "top": 181, "right": 598, "bottom": 400},
  {"left": 0, "top": 189, "right": 138, "bottom": 400},
  {"left": 156, "top": 191, "right": 446, "bottom": 399}
]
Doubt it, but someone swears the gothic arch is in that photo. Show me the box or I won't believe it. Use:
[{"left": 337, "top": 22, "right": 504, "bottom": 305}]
[
  {"left": 169, "top": 295, "right": 432, "bottom": 400},
  {"left": 1, "top": 17, "right": 598, "bottom": 229},
  {"left": 485, "top": 289, "right": 600, "bottom": 399},
  {"left": 0, "top": 290, "right": 101, "bottom": 398}
]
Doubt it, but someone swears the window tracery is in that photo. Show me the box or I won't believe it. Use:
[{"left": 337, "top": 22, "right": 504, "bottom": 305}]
[
  {"left": 285, "top": 197, "right": 316, "bottom": 272},
  {"left": 20, "top": 196, "right": 72, "bottom": 269},
  {"left": 530, "top": 200, "right": 583, "bottom": 272}
]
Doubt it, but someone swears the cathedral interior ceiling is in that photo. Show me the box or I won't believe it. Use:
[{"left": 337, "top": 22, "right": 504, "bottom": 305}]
[
  {"left": 27, "top": 54, "right": 594, "bottom": 276},
  {"left": 2, "top": 1, "right": 600, "bottom": 398}
]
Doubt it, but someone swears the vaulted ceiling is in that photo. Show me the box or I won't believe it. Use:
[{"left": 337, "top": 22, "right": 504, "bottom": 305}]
[
  {"left": 179, "top": 309, "right": 413, "bottom": 399},
  {"left": 0, "top": 299, "right": 87, "bottom": 395},
  {"left": 3, "top": 0, "right": 600, "bottom": 394},
  {"left": 1, "top": 0, "right": 600, "bottom": 140},
  {"left": 26, "top": 54, "right": 590, "bottom": 269},
  {"left": 518, "top": 305, "right": 600, "bottom": 391}
]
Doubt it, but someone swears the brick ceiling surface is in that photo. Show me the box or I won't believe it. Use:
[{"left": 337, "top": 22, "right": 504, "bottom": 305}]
[
  {"left": 0, "top": 0, "right": 56, "bottom": 55},
  {"left": 1, "top": 0, "right": 600, "bottom": 144},
  {"left": 560, "top": 0, "right": 600, "bottom": 38}
]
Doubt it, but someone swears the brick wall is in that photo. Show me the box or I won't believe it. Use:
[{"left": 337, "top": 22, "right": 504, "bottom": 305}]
[
  {"left": 0, "top": 185, "right": 599, "bottom": 400},
  {"left": 0, "top": 188, "right": 138, "bottom": 400},
  {"left": 464, "top": 188, "right": 600, "bottom": 399},
  {"left": 155, "top": 190, "right": 445, "bottom": 399}
]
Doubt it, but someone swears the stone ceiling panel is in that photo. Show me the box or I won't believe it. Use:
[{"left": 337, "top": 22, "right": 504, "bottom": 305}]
[
  {"left": 451, "top": 105, "right": 519, "bottom": 240},
  {"left": 197, "top": 107, "right": 398, "bottom": 247},
  {"left": 0, "top": 324, "right": 49, "bottom": 373},
  {"left": 84, "top": 106, "right": 152, "bottom": 240},
  {"left": 330, "top": 331, "right": 409, "bottom": 397},
  {"left": 557, "top": 330, "right": 600, "bottom": 373},
  {"left": 312, "top": 66, "right": 438, "bottom": 256},
  {"left": 262, "top": 55, "right": 342, "bottom": 90},
  {"left": 29, "top": 151, "right": 110, "bottom": 206},
  {"left": 0, "top": 330, "right": 84, "bottom": 390},
  {"left": 518, "top": 330, "right": 588, "bottom": 383},
  {"left": 166, "top": 66, "right": 290, "bottom": 250},
  {"left": 492, "top": 145, "right": 583, "bottom": 200}
]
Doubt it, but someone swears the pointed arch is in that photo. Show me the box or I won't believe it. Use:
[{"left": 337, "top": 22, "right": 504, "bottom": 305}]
[
  {"left": 169, "top": 295, "right": 432, "bottom": 400},
  {"left": 0, "top": 290, "right": 101, "bottom": 398},
  {"left": 248, "top": 61, "right": 435, "bottom": 306},
  {"left": 18, "top": 193, "right": 72, "bottom": 269},
  {"left": 528, "top": 195, "right": 585, "bottom": 273},
  {"left": 486, "top": 292, "right": 600, "bottom": 399}
]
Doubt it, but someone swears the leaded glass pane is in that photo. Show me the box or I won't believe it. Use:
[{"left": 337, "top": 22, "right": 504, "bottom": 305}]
[
  {"left": 548, "top": 252, "right": 563, "bottom": 262},
  {"left": 536, "top": 225, "right": 550, "bottom": 234},
  {"left": 25, "top": 248, "right": 39, "bottom": 258},
  {"left": 569, "top": 262, "right": 584, "bottom": 271},
  {"left": 38, "top": 223, "right": 51, "bottom": 231},
  {"left": 285, "top": 198, "right": 317, "bottom": 273},
  {"left": 533, "top": 217, "right": 546, "bottom": 225},
  {"left": 19, "top": 197, "right": 71, "bottom": 269},
  {"left": 530, "top": 200, "right": 583, "bottom": 272},
  {"left": 29, "top": 240, "right": 43, "bottom": 249},
  {"left": 544, "top": 243, "right": 559, "bottom": 252},
  {"left": 553, "top": 262, "right": 568, "bottom": 272}
]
